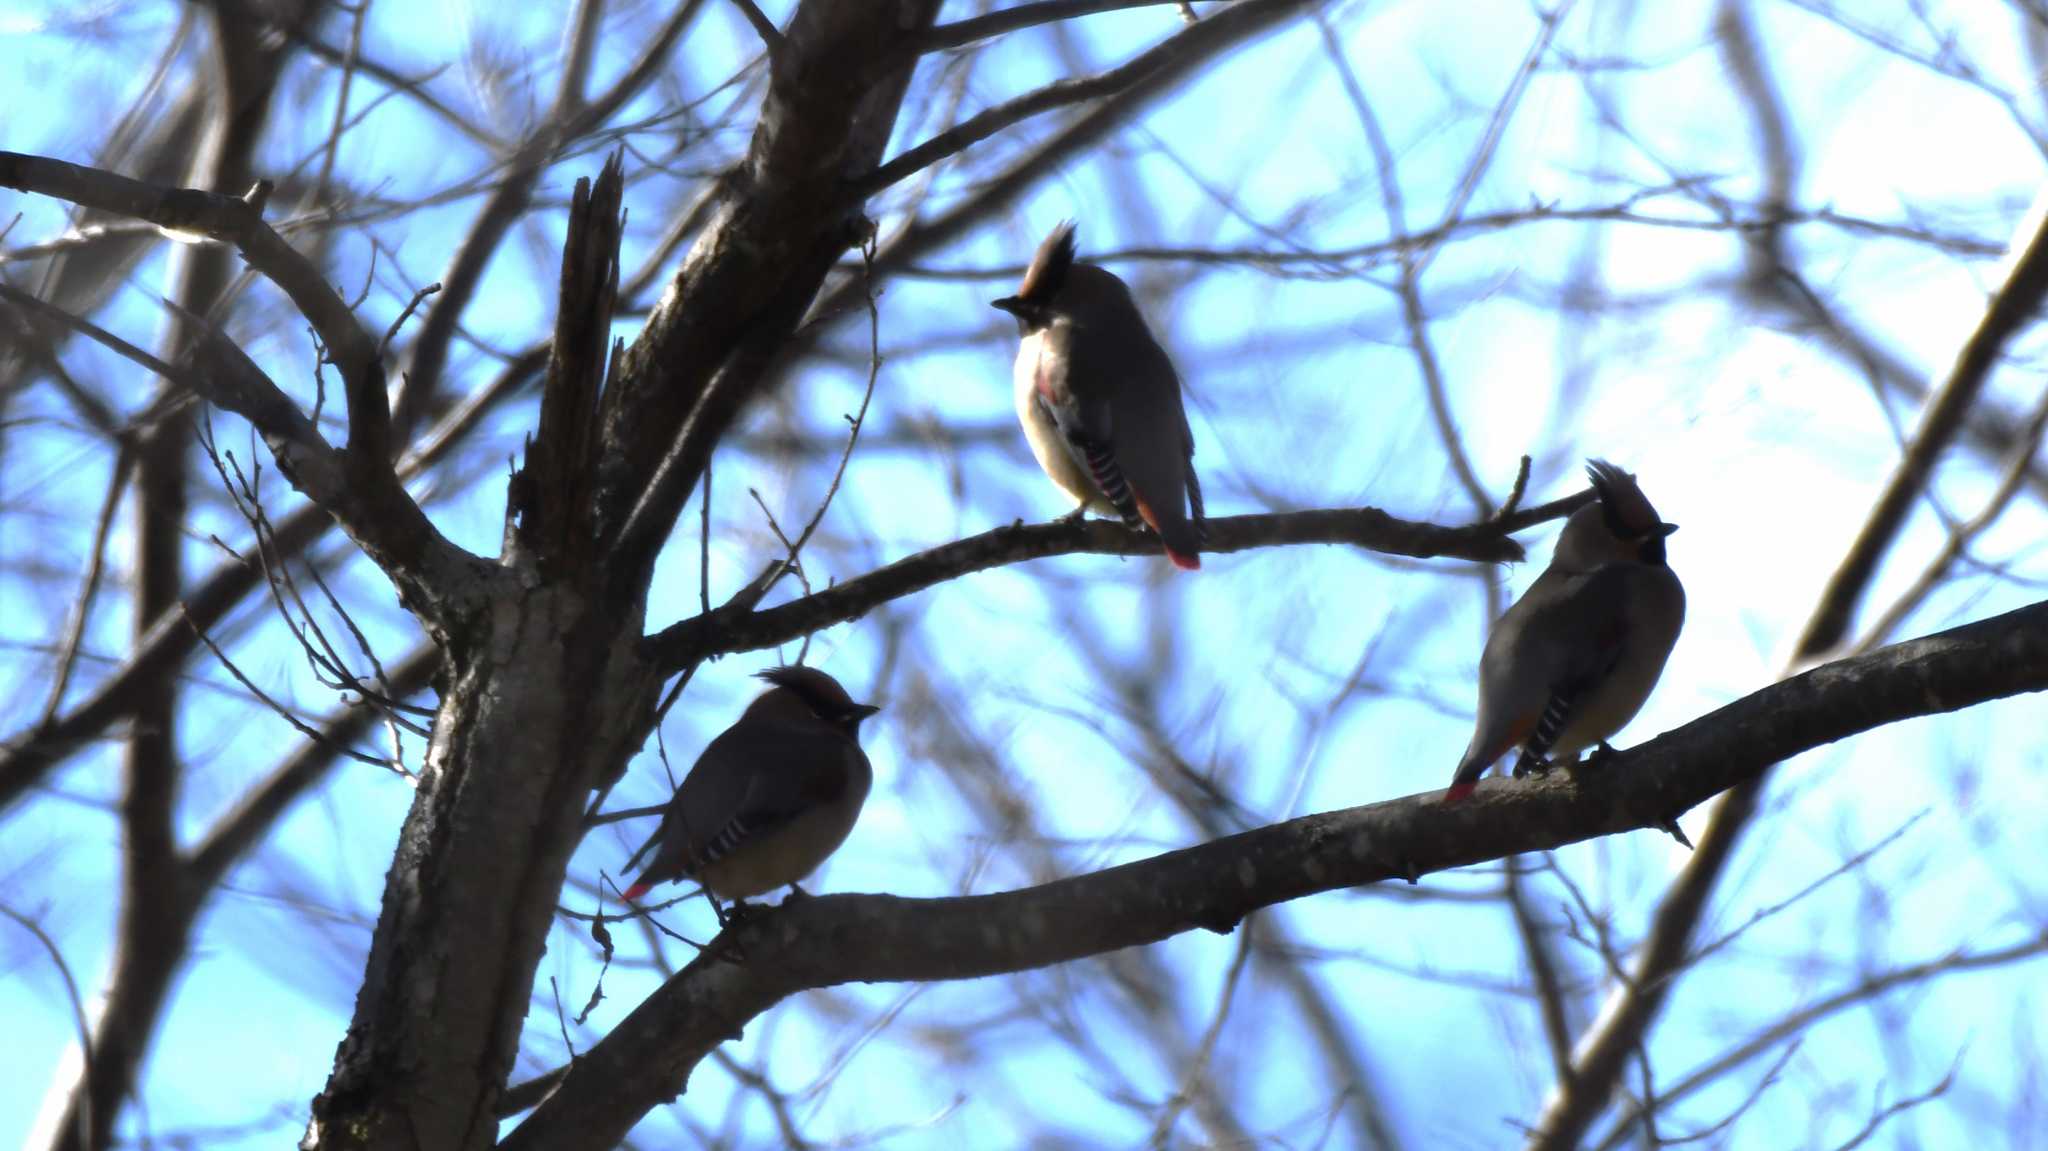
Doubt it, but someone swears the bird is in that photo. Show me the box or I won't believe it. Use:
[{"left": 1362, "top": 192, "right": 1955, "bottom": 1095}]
[
  {"left": 993, "top": 221, "right": 1206, "bottom": 570},
  {"left": 619, "top": 666, "right": 880, "bottom": 918},
  {"left": 1446, "top": 460, "right": 1690, "bottom": 844}
]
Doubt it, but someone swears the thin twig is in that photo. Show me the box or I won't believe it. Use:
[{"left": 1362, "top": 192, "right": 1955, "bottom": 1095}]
[
  {"left": 37, "top": 444, "right": 135, "bottom": 729},
  {"left": 182, "top": 608, "right": 399, "bottom": 772},
  {"left": 0, "top": 903, "right": 94, "bottom": 1148}
]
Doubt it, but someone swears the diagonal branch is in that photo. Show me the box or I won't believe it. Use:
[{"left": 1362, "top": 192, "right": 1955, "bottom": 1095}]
[
  {"left": 0, "top": 150, "right": 392, "bottom": 461},
  {"left": 1525, "top": 103, "right": 2048, "bottom": 1151},
  {"left": 910, "top": 2, "right": 1188, "bottom": 56},
  {"left": 513, "top": 596, "right": 2048, "bottom": 1151},
  {"left": 858, "top": 0, "right": 1315, "bottom": 198},
  {"left": 0, "top": 348, "right": 543, "bottom": 814},
  {"left": 0, "top": 281, "right": 489, "bottom": 634},
  {"left": 593, "top": 0, "right": 946, "bottom": 579},
  {"left": 1799, "top": 181, "right": 2048, "bottom": 654}
]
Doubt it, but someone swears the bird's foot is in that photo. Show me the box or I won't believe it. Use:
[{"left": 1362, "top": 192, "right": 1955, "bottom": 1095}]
[
  {"left": 1512, "top": 754, "right": 1553, "bottom": 779},
  {"left": 710, "top": 896, "right": 760, "bottom": 929},
  {"left": 1056, "top": 505, "right": 1089, "bottom": 525},
  {"left": 1582, "top": 741, "right": 1619, "bottom": 770}
]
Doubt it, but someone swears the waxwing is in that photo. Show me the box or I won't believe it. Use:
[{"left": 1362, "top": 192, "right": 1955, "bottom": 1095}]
[
  {"left": 993, "top": 221, "right": 1207, "bottom": 570},
  {"left": 621, "top": 666, "right": 880, "bottom": 915},
  {"left": 1447, "top": 461, "right": 1688, "bottom": 841}
]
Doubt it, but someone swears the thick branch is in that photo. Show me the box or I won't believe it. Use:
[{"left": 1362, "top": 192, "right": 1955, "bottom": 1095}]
[
  {"left": 0, "top": 350, "right": 543, "bottom": 815},
  {"left": 644, "top": 503, "right": 1531, "bottom": 672},
  {"left": 0, "top": 150, "right": 392, "bottom": 461},
  {"left": 514, "top": 597, "right": 2048, "bottom": 1150},
  {"left": 0, "top": 282, "right": 489, "bottom": 635},
  {"left": 0, "top": 155, "right": 491, "bottom": 635},
  {"left": 593, "top": 0, "right": 944, "bottom": 571}
]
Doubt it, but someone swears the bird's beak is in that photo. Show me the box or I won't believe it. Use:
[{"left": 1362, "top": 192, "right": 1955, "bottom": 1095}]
[
  {"left": 990, "top": 296, "right": 1023, "bottom": 316},
  {"left": 1656, "top": 522, "right": 1679, "bottom": 537},
  {"left": 850, "top": 703, "right": 882, "bottom": 720}
]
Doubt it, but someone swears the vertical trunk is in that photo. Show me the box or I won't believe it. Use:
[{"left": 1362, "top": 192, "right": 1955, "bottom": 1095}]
[
  {"left": 307, "top": 584, "right": 656, "bottom": 1151},
  {"left": 50, "top": 408, "right": 189, "bottom": 1151},
  {"left": 45, "top": 4, "right": 320, "bottom": 1136}
]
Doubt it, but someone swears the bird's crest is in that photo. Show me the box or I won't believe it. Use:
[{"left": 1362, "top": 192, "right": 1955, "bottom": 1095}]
[
  {"left": 1585, "top": 459, "right": 1671, "bottom": 539},
  {"left": 756, "top": 665, "right": 878, "bottom": 727},
  {"left": 1015, "top": 220, "right": 1078, "bottom": 303}
]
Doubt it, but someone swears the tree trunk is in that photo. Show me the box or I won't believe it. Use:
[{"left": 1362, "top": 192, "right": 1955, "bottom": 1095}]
[{"left": 306, "top": 582, "right": 656, "bottom": 1151}]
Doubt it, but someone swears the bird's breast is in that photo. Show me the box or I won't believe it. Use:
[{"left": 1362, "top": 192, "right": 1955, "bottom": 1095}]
[{"left": 1013, "top": 329, "right": 1103, "bottom": 509}]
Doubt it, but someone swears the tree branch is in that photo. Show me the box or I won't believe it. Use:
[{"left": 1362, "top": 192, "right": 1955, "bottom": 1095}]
[
  {"left": 644, "top": 503, "right": 1532, "bottom": 673},
  {"left": 1798, "top": 151, "right": 2048, "bottom": 653},
  {"left": 0, "top": 155, "right": 493, "bottom": 636},
  {"left": 518, "top": 153, "right": 623, "bottom": 577},
  {"left": 859, "top": 0, "right": 1310, "bottom": 198},
  {"left": 0, "top": 348, "right": 544, "bottom": 815},
  {"left": 513, "top": 596, "right": 2048, "bottom": 1150},
  {"left": 593, "top": 0, "right": 944, "bottom": 576},
  {"left": 0, "top": 150, "right": 392, "bottom": 462},
  {"left": 0, "top": 281, "right": 489, "bottom": 635},
  {"left": 909, "top": 0, "right": 1183, "bottom": 56}
]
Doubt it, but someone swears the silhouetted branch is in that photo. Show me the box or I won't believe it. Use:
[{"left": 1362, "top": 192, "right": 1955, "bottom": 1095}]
[
  {"left": 646, "top": 503, "right": 1534, "bottom": 673},
  {"left": 518, "top": 596, "right": 2048, "bottom": 1150}
]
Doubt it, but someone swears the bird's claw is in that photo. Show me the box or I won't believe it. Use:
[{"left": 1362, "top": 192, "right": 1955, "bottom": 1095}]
[
  {"left": 1512, "top": 755, "right": 1553, "bottom": 779},
  {"left": 711, "top": 898, "right": 759, "bottom": 929},
  {"left": 1056, "top": 506, "right": 1088, "bottom": 525}
]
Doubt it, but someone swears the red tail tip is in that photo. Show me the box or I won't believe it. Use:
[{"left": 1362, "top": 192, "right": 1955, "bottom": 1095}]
[
  {"left": 621, "top": 881, "right": 654, "bottom": 902},
  {"left": 1166, "top": 548, "right": 1201, "bottom": 571},
  {"left": 1443, "top": 782, "right": 1477, "bottom": 804}
]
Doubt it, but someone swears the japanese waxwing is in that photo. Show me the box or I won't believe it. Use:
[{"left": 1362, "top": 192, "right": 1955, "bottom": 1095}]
[
  {"left": 1447, "top": 461, "right": 1689, "bottom": 841},
  {"left": 992, "top": 221, "right": 1207, "bottom": 570},
  {"left": 620, "top": 666, "right": 880, "bottom": 914}
]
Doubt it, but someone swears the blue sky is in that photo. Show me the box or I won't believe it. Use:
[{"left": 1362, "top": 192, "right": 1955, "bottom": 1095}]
[{"left": 4, "top": 1, "right": 2047, "bottom": 1148}]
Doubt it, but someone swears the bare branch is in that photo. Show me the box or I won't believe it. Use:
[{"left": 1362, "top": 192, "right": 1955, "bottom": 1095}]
[
  {"left": 512, "top": 594, "right": 2048, "bottom": 1149},
  {"left": 646, "top": 502, "right": 1534, "bottom": 673},
  {"left": 911, "top": 1, "right": 1188, "bottom": 56},
  {"left": 0, "top": 172, "right": 491, "bottom": 637},
  {"left": 0, "top": 150, "right": 394, "bottom": 461},
  {"left": 860, "top": 1, "right": 1316, "bottom": 198},
  {"left": 1801, "top": 180, "right": 2048, "bottom": 655}
]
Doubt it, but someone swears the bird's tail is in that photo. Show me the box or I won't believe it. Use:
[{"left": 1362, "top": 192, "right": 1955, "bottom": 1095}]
[
  {"left": 618, "top": 824, "right": 668, "bottom": 902},
  {"left": 1441, "top": 753, "right": 1490, "bottom": 798},
  {"left": 1149, "top": 505, "right": 1203, "bottom": 571},
  {"left": 1444, "top": 744, "right": 1496, "bottom": 803}
]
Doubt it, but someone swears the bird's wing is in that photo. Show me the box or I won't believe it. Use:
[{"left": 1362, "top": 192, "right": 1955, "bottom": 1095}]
[
  {"left": 1033, "top": 363, "right": 1143, "bottom": 530},
  {"left": 1450, "top": 564, "right": 1634, "bottom": 794},
  {"left": 1508, "top": 564, "right": 1639, "bottom": 764},
  {"left": 676, "top": 721, "right": 862, "bottom": 871},
  {"left": 1068, "top": 308, "right": 1201, "bottom": 549}
]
